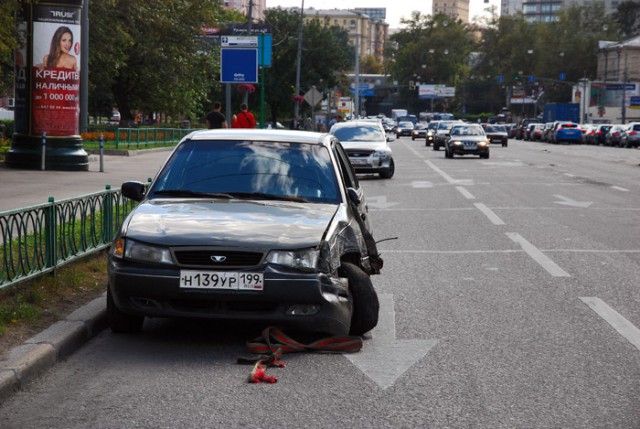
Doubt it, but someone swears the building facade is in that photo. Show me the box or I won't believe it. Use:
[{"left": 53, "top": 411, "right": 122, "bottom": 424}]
[
  {"left": 295, "top": 8, "right": 389, "bottom": 63},
  {"left": 223, "top": 0, "right": 267, "bottom": 21},
  {"left": 432, "top": 0, "right": 470, "bottom": 22},
  {"left": 502, "top": 0, "right": 620, "bottom": 21}
]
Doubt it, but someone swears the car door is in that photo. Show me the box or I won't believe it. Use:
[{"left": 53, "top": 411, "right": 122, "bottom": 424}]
[{"left": 332, "top": 139, "right": 371, "bottom": 230}]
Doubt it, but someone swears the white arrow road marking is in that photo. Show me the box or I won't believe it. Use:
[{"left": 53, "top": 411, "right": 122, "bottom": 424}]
[
  {"left": 346, "top": 294, "right": 438, "bottom": 390},
  {"left": 580, "top": 297, "right": 640, "bottom": 352},
  {"left": 366, "top": 196, "right": 400, "bottom": 209},
  {"left": 553, "top": 194, "right": 593, "bottom": 208}
]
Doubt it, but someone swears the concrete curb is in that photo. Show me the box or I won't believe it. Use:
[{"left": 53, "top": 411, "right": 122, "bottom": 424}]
[{"left": 0, "top": 293, "right": 107, "bottom": 404}]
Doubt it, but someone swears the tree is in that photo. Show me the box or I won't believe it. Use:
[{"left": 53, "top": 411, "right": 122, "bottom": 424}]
[
  {"left": 88, "top": 0, "right": 226, "bottom": 123},
  {"left": 0, "top": 0, "right": 20, "bottom": 99},
  {"left": 262, "top": 8, "right": 354, "bottom": 123},
  {"left": 360, "top": 55, "right": 383, "bottom": 74},
  {"left": 614, "top": 1, "right": 640, "bottom": 37},
  {"left": 386, "top": 13, "right": 476, "bottom": 112}
]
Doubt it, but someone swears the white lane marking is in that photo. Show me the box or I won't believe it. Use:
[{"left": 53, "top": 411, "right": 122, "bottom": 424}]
[
  {"left": 564, "top": 173, "right": 575, "bottom": 177},
  {"left": 474, "top": 203, "right": 506, "bottom": 225},
  {"left": 580, "top": 297, "right": 640, "bottom": 352},
  {"left": 424, "top": 159, "right": 458, "bottom": 184},
  {"left": 611, "top": 186, "right": 629, "bottom": 192},
  {"left": 456, "top": 186, "right": 475, "bottom": 199},
  {"left": 506, "top": 232, "right": 571, "bottom": 277}
]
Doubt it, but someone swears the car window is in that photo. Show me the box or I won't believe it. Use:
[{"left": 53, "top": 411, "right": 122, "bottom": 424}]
[
  {"left": 148, "top": 139, "right": 341, "bottom": 203},
  {"left": 332, "top": 125, "right": 386, "bottom": 142},
  {"left": 451, "top": 126, "right": 484, "bottom": 136}
]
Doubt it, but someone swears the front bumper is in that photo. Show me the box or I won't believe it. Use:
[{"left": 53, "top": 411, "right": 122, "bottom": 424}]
[
  {"left": 349, "top": 155, "right": 393, "bottom": 174},
  {"left": 448, "top": 144, "right": 489, "bottom": 156},
  {"left": 108, "top": 259, "right": 353, "bottom": 336}
]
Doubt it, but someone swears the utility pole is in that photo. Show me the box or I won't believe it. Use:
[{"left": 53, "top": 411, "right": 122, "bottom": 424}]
[
  {"left": 622, "top": 50, "right": 628, "bottom": 124},
  {"left": 294, "top": 0, "right": 305, "bottom": 117}
]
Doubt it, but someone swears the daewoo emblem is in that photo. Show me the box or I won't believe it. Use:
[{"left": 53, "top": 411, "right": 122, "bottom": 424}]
[{"left": 210, "top": 255, "right": 227, "bottom": 263}]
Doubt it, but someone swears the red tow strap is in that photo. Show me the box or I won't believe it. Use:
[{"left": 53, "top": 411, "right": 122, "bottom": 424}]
[{"left": 237, "top": 326, "right": 363, "bottom": 383}]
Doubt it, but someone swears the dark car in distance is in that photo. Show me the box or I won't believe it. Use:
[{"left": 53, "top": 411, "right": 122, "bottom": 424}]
[
  {"left": 444, "top": 123, "right": 490, "bottom": 159},
  {"left": 482, "top": 124, "right": 509, "bottom": 147},
  {"left": 108, "top": 129, "right": 383, "bottom": 337}
]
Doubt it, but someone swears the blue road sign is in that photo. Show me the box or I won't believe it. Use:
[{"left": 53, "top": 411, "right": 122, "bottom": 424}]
[
  {"left": 220, "top": 48, "right": 258, "bottom": 83},
  {"left": 497, "top": 75, "right": 505, "bottom": 83},
  {"left": 559, "top": 73, "right": 566, "bottom": 80}
]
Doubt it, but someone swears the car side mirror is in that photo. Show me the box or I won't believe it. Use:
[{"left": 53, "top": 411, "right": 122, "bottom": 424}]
[
  {"left": 387, "top": 135, "right": 395, "bottom": 142},
  {"left": 347, "top": 187, "right": 361, "bottom": 205},
  {"left": 121, "top": 181, "right": 146, "bottom": 202}
]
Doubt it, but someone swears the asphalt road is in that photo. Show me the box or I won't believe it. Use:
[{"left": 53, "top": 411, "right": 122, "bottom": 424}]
[{"left": 1, "top": 138, "right": 640, "bottom": 428}]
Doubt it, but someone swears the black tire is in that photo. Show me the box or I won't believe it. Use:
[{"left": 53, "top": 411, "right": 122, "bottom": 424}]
[
  {"left": 379, "top": 158, "right": 395, "bottom": 179},
  {"left": 339, "top": 262, "right": 379, "bottom": 336},
  {"left": 107, "top": 286, "right": 144, "bottom": 333},
  {"left": 502, "top": 142, "right": 507, "bottom": 147},
  {"left": 412, "top": 136, "right": 415, "bottom": 141},
  {"left": 433, "top": 143, "right": 439, "bottom": 151}
]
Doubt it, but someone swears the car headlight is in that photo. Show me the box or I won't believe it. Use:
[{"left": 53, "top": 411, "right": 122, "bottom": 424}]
[
  {"left": 478, "top": 141, "right": 489, "bottom": 147},
  {"left": 266, "top": 248, "right": 320, "bottom": 270},
  {"left": 452, "top": 141, "right": 462, "bottom": 146},
  {"left": 112, "top": 238, "right": 174, "bottom": 265},
  {"left": 373, "top": 150, "right": 391, "bottom": 159}
]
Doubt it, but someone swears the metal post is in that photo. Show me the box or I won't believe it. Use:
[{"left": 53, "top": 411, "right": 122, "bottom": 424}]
[
  {"left": 99, "top": 132, "right": 104, "bottom": 172},
  {"left": 41, "top": 131, "right": 46, "bottom": 170},
  {"left": 354, "top": 34, "right": 360, "bottom": 118},
  {"left": 622, "top": 51, "right": 628, "bottom": 124},
  {"left": 294, "top": 0, "right": 305, "bottom": 117},
  {"left": 260, "top": 32, "right": 265, "bottom": 128}
]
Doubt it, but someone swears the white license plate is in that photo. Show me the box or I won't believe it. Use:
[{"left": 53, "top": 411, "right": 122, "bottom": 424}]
[
  {"left": 179, "top": 270, "right": 263, "bottom": 290},
  {"left": 351, "top": 159, "right": 368, "bottom": 165}
]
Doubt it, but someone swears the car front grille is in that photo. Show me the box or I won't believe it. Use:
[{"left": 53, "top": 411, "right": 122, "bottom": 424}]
[
  {"left": 173, "top": 248, "right": 265, "bottom": 268},
  {"left": 346, "top": 149, "right": 374, "bottom": 157}
]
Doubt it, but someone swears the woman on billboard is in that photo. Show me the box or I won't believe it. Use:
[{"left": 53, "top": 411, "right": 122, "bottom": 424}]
[{"left": 40, "top": 26, "right": 77, "bottom": 71}]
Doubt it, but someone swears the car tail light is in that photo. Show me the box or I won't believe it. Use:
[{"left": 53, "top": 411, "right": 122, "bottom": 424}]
[{"left": 629, "top": 131, "right": 638, "bottom": 136}]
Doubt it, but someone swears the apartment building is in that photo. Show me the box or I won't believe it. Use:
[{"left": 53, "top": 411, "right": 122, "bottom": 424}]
[{"left": 432, "top": 0, "right": 471, "bottom": 22}]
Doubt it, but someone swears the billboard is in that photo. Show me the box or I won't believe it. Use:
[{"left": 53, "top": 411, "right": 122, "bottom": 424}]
[
  {"left": 418, "top": 84, "right": 455, "bottom": 99},
  {"left": 32, "top": 5, "right": 81, "bottom": 136}
]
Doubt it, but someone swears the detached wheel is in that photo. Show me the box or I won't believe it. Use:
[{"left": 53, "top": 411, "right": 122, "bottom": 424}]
[
  {"left": 339, "top": 262, "right": 379, "bottom": 336},
  {"left": 379, "top": 158, "right": 395, "bottom": 179},
  {"left": 107, "top": 286, "right": 144, "bottom": 333}
]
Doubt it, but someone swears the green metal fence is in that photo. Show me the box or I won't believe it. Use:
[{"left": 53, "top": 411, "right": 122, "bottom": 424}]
[
  {"left": 82, "top": 127, "right": 199, "bottom": 150},
  {"left": 0, "top": 185, "right": 142, "bottom": 290}
]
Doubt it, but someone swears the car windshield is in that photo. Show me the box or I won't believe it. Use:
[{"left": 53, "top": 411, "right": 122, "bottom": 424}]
[
  {"left": 451, "top": 126, "right": 485, "bottom": 136},
  {"left": 332, "top": 125, "right": 386, "bottom": 142},
  {"left": 438, "top": 122, "right": 457, "bottom": 130},
  {"left": 399, "top": 122, "right": 413, "bottom": 128},
  {"left": 147, "top": 139, "right": 341, "bottom": 204},
  {"left": 487, "top": 125, "right": 506, "bottom": 132}
]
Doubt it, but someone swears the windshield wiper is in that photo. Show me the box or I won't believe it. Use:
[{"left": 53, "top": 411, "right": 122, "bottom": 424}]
[
  {"left": 152, "top": 190, "right": 234, "bottom": 199},
  {"left": 226, "top": 192, "right": 309, "bottom": 203}
]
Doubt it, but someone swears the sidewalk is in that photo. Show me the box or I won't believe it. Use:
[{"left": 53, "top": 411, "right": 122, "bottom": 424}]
[
  {"left": 0, "top": 148, "right": 173, "bottom": 403},
  {"left": 0, "top": 147, "right": 173, "bottom": 212}
]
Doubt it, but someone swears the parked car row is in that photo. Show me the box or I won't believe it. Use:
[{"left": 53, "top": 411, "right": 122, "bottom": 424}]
[{"left": 581, "top": 123, "right": 640, "bottom": 147}]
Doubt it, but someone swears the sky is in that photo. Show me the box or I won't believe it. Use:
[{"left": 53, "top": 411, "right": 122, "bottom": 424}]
[{"left": 266, "top": 0, "right": 500, "bottom": 29}]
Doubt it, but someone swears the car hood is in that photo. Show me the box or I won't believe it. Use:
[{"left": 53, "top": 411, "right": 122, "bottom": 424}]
[{"left": 121, "top": 199, "right": 339, "bottom": 248}]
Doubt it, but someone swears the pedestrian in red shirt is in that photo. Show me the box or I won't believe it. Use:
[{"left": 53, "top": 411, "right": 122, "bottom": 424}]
[{"left": 231, "top": 103, "right": 256, "bottom": 128}]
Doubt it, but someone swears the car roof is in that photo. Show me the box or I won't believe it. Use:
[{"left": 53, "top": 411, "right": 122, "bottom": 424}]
[{"left": 185, "top": 129, "right": 331, "bottom": 146}]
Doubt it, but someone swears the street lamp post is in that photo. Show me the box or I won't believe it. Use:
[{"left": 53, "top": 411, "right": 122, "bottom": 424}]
[{"left": 294, "top": 0, "right": 305, "bottom": 118}]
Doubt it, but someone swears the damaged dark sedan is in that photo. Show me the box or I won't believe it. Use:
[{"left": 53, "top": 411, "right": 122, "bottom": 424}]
[{"left": 107, "top": 129, "right": 383, "bottom": 337}]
